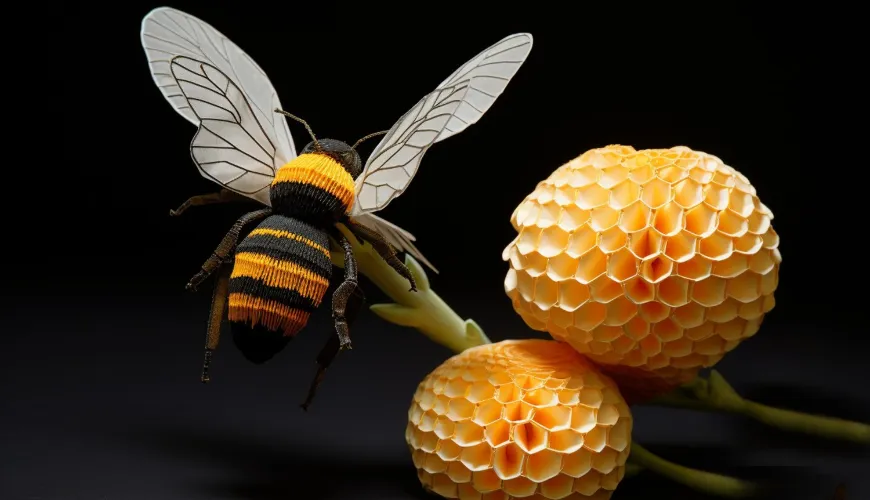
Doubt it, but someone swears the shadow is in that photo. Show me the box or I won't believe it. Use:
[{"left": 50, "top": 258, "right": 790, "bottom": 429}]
[
  {"left": 733, "top": 384, "right": 870, "bottom": 456},
  {"left": 620, "top": 444, "right": 844, "bottom": 500},
  {"left": 119, "top": 424, "right": 431, "bottom": 500}
]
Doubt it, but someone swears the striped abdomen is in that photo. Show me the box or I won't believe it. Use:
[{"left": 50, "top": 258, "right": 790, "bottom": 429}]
[
  {"left": 227, "top": 215, "right": 332, "bottom": 363},
  {"left": 269, "top": 152, "right": 356, "bottom": 222}
]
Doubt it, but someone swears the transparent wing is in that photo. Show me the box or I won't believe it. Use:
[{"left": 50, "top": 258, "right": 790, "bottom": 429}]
[
  {"left": 170, "top": 57, "right": 277, "bottom": 205},
  {"left": 141, "top": 7, "right": 295, "bottom": 201},
  {"left": 350, "top": 33, "right": 533, "bottom": 217},
  {"left": 353, "top": 213, "right": 438, "bottom": 273}
]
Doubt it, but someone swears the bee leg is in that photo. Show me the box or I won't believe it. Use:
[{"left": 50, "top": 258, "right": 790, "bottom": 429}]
[
  {"left": 201, "top": 263, "right": 232, "bottom": 383},
  {"left": 344, "top": 219, "right": 417, "bottom": 292},
  {"left": 330, "top": 227, "right": 363, "bottom": 350},
  {"left": 169, "top": 189, "right": 249, "bottom": 217},
  {"left": 186, "top": 208, "right": 272, "bottom": 291}
]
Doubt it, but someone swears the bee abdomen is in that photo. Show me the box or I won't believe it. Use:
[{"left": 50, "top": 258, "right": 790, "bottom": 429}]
[{"left": 227, "top": 215, "right": 333, "bottom": 339}]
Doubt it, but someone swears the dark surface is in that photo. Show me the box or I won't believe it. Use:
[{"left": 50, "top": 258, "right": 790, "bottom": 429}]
[{"left": 6, "top": 3, "right": 865, "bottom": 499}]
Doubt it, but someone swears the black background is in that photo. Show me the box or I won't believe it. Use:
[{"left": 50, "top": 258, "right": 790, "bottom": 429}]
[{"left": 4, "top": 2, "right": 866, "bottom": 499}]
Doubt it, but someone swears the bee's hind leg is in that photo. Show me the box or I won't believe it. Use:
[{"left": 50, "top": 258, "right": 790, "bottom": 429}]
[
  {"left": 170, "top": 189, "right": 250, "bottom": 217},
  {"left": 201, "top": 263, "right": 232, "bottom": 383},
  {"left": 300, "top": 228, "right": 366, "bottom": 411},
  {"left": 186, "top": 208, "right": 272, "bottom": 291},
  {"left": 344, "top": 218, "right": 417, "bottom": 292}
]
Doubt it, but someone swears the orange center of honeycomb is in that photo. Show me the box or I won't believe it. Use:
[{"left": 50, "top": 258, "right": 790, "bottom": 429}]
[
  {"left": 406, "top": 340, "right": 633, "bottom": 500},
  {"left": 503, "top": 145, "right": 781, "bottom": 390}
]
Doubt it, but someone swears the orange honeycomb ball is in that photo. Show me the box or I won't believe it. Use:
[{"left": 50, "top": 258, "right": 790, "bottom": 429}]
[
  {"left": 503, "top": 145, "right": 781, "bottom": 401},
  {"left": 406, "top": 339, "right": 632, "bottom": 500}
]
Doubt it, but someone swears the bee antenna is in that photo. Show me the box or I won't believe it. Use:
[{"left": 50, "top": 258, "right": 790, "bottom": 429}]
[
  {"left": 351, "top": 130, "right": 389, "bottom": 151},
  {"left": 275, "top": 109, "right": 321, "bottom": 151}
]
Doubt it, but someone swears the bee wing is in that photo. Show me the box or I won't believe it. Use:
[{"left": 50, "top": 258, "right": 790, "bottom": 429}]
[
  {"left": 352, "top": 213, "right": 438, "bottom": 273},
  {"left": 141, "top": 7, "right": 296, "bottom": 204},
  {"left": 351, "top": 33, "right": 533, "bottom": 216}
]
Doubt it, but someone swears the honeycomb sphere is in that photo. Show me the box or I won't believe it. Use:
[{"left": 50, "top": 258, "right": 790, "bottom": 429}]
[
  {"left": 503, "top": 145, "right": 781, "bottom": 400},
  {"left": 406, "top": 339, "right": 632, "bottom": 500}
]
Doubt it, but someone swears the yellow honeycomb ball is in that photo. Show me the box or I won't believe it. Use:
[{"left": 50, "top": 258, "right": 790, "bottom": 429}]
[
  {"left": 503, "top": 145, "right": 781, "bottom": 400},
  {"left": 406, "top": 339, "right": 632, "bottom": 500}
]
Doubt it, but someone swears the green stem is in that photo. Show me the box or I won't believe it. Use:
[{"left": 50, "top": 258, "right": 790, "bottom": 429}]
[
  {"left": 331, "top": 224, "right": 490, "bottom": 353},
  {"left": 627, "top": 443, "right": 757, "bottom": 498},
  {"left": 652, "top": 371, "right": 870, "bottom": 445}
]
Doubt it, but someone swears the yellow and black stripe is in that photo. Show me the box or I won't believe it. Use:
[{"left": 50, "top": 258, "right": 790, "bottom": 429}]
[
  {"left": 269, "top": 153, "right": 356, "bottom": 220},
  {"left": 227, "top": 215, "right": 333, "bottom": 362}
]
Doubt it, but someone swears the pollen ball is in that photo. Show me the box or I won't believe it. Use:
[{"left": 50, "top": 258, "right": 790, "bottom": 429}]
[{"left": 503, "top": 145, "right": 781, "bottom": 401}]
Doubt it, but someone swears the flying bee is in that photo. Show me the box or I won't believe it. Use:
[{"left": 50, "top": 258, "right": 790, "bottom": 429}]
[{"left": 140, "top": 7, "right": 532, "bottom": 408}]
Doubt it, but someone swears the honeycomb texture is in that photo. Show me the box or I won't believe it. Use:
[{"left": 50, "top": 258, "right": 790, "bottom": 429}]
[
  {"left": 406, "top": 339, "right": 632, "bottom": 500},
  {"left": 503, "top": 145, "right": 781, "bottom": 400}
]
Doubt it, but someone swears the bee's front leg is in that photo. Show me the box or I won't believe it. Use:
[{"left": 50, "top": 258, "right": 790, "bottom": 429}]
[
  {"left": 344, "top": 218, "right": 417, "bottom": 292},
  {"left": 169, "top": 189, "right": 249, "bottom": 217}
]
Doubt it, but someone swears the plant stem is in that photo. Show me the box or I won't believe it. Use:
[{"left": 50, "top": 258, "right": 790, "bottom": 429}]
[
  {"left": 652, "top": 371, "right": 870, "bottom": 445},
  {"left": 331, "top": 224, "right": 490, "bottom": 353},
  {"left": 627, "top": 443, "right": 757, "bottom": 498}
]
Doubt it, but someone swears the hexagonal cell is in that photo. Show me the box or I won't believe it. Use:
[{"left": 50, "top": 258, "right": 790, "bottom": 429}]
[
  {"left": 547, "top": 429, "right": 584, "bottom": 454},
  {"left": 602, "top": 297, "right": 638, "bottom": 326},
  {"left": 707, "top": 299, "right": 740, "bottom": 322},
  {"left": 628, "top": 228, "right": 664, "bottom": 261},
  {"left": 446, "top": 460, "right": 473, "bottom": 483},
  {"left": 423, "top": 453, "right": 449, "bottom": 474},
  {"left": 523, "top": 449, "right": 563, "bottom": 483},
  {"left": 516, "top": 226, "right": 542, "bottom": 255},
  {"left": 590, "top": 206, "right": 620, "bottom": 232},
  {"left": 623, "top": 316, "right": 651, "bottom": 340},
  {"left": 484, "top": 419, "right": 511, "bottom": 448},
  {"left": 734, "top": 233, "right": 763, "bottom": 254},
  {"left": 618, "top": 201, "right": 650, "bottom": 234},
  {"left": 525, "top": 252, "right": 550, "bottom": 278},
  {"left": 677, "top": 256, "right": 713, "bottom": 281},
  {"left": 472, "top": 469, "right": 502, "bottom": 492},
  {"left": 695, "top": 335, "right": 726, "bottom": 355},
  {"left": 663, "top": 232, "right": 697, "bottom": 263},
  {"left": 571, "top": 405, "right": 597, "bottom": 432},
  {"left": 640, "top": 177, "right": 673, "bottom": 209},
  {"left": 689, "top": 166, "right": 714, "bottom": 184},
  {"left": 566, "top": 225, "right": 598, "bottom": 258},
  {"left": 514, "top": 422, "right": 549, "bottom": 454},
  {"left": 599, "top": 165, "right": 629, "bottom": 188},
  {"left": 590, "top": 447, "right": 619, "bottom": 475},
  {"left": 638, "top": 301, "right": 671, "bottom": 323},
  {"left": 685, "top": 204, "right": 718, "bottom": 238},
  {"left": 762, "top": 228, "right": 780, "bottom": 249},
  {"left": 684, "top": 322, "right": 715, "bottom": 341},
  {"left": 460, "top": 442, "right": 494, "bottom": 471},
  {"left": 427, "top": 473, "right": 457, "bottom": 498},
  {"left": 436, "top": 438, "right": 463, "bottom": 462},
  {"left": 628, "top": 161, "right": 655, "bottom": 184},
  {"left": 749, "top": 249, "right": 775, "bottom": 274},
  {"left": 561, "top": 450, "right": 592, "bottom": 478},
  {"left": 691, "top": 277, "right": 727, "bottom": 307},
  {"left": 583, "top": 426, "right": 608, "bottom": 453},
  {"left": 623, "top": 276, "right": 655, "bottom": 304},
  {"left": 573, "top": 302, "right": 607, "bottom": 330},
  {"left": 420, "top": 431, "right": 440, "bottom": 453},
  {"left": 538, "top": 226, "right": 571, "bottom": 258},
  {"left": 419, "top": 410, "right": 438, "bottom": 432},
  {"left": 534, "top": 202, "right": 561, "bottom": 229},
  {"left": 672, "top": 302, "right": 707, "bottom": 328},
  {"left": 578, "top": 387, "right": 604, "bottom": 409},
  {"left": 454, "top": 420, "right": 486, "bottom": 447},
  {"left": 657, "top": 276, "right": 690, "bottom": 307},
  {"left": 711, "top": 170, "right": 736, "bottom": 188},
  {"left": 657, "top": 166, "right": 689, "bottom": 184},
  {"left": 530, "top": 405, "right": 571, "bottom": 432},
  {"left": 727, "top": 271, "right": 761, "bottom": 303},
  {"left": 435, "top": 416, "right": 457, "bottom": 439},
  {"left": 747, "top": 210, "right": 771, "bottom": 235},
  {"left": 503, "top": 476, "right": 538, "bottom": 497},
  {"left": 673, "top": 178, "right": 704, "bottom": 208},
  {"left": 607, "top": 418, "right": 631, "bottom": 452},
  {"left": 737, "top": 298, "right": 765, "bottom": 320},
  {"left": 445, "top": 378, "right": 471, "bottom": 398},
  {"left": 652, "top": 202, "right": 685, "bottom": 237},
  {"left": 556, "top": 280, "right": 590, "bottom": 312},
  {"left": 589, "top": 276, "right": 623, "bottom": 303},
  {"left": 597, "top": 404, "right": 620, "bottom": 426},
  {"left": 729, "top": 190, "right": 755, "bottom": 217},
  {"left": 699, "top": 232, "right": 734, "bottom": 261},
  {"left": 760, "top": 269, "right": 778, "bottom": 296},
  {"left": 515, "top": 374, "right": 546, "bottom": 391},
  {"left": 566, "top": 165, "right": 601, "bottom": 188},
  {"left": 448, "top": 398, "right": 476, "bottom": 421},
  {"left": 716, "top": 319, "right": 748, "bottom": 341},
  {"left": 640, "top": 256, "right": 674, "bottom": 283},
  {"left": 606, "top": 248, "right": 638, "bottom": 283},
  {"left": 575, "top": 248, "right": 607, "bottom": 284},
  {"left": 474, "top": 399, "right": 504, "bottom": 426},
  {"left": 599, "top": 227, "right": 628, "bottom": 254},
  {"left": 495, "top": 383, "right": 521, "bottom": 404},
  {"left": 534, "top": 278, "right": 558, "bottom": 310},
  {"left": 558, "top": 390, "right": 580, "bottom": 405},
  {"left": 547, "top": 253, "right": 579, "bottom": 282},
  {"left": 610, "top": 180, "right": 641, "bottom": 209},
  {"left": 712, "top": 253, "right": 749, "bottom": 278},
  {"left": 611, "top": 335, "right": 637, "bottom": 356},
  {"left": 575, "top": 184, "right": 611, "bottom": 209},
  {"left": 652, "top": 317, "right": 683, "bottom": 342},
  {"left": 504, "top": 401, "right": 535, "bottom": 424},
  {"left": 717, "top": 210, "right": 749, "bottom": 237},
  {"left": 553, "top": 186, "right": 577, "bottom": 206},
  {"left": 558, "top": 205, "right": 590, "bottom": 232},
  {"left": 541, "top": 474, "right": 576, "bottom": 499},
  {"left": 535, "top": 185, "right": 557, "bottom": 205},
  {"left": 467, "top": 381, "right": 495, "bottom": 404},
  {"left": 488, "top": 371, "right": 513, "bottom": 386},
  {"left": 524, "top": 388, "right": 559, "bottom": 408},
  {"left": 663, "top": 337, "right": 694, "bottom": 357},
  {"left": 592, "top": 326, "right": 622, "bottom": 343}
]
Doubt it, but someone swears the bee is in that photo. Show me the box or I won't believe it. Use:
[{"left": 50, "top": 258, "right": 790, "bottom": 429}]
[{"left": 141, "top": 7, "right": 532, "bottom": 408}]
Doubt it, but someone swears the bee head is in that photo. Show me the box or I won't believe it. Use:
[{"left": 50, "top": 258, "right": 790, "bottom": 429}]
[{"left": 302, "top": 139, "right": 363, "bottom": 179}]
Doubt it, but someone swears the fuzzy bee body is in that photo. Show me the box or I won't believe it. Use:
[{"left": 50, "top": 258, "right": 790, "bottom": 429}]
[{"left": 141, "top": 6, "right": 533, "bottom": 408}]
